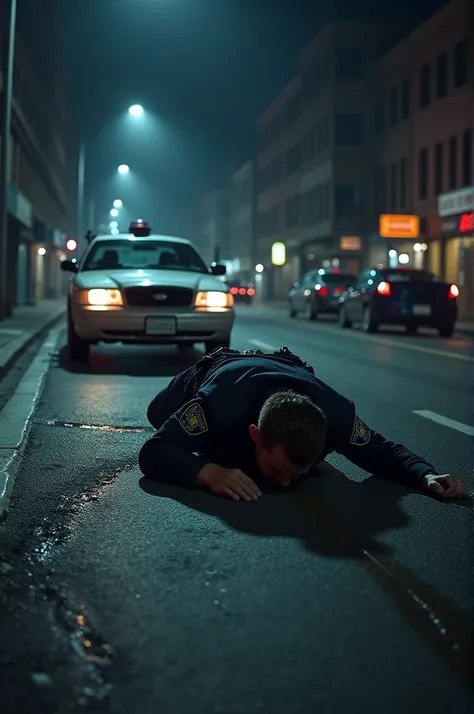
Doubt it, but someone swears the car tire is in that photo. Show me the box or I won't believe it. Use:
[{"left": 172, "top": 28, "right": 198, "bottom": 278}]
[
  {"left": 68, "top": 312, "right": 90, "bottom": 362},
  {"left": 309, "top": 300, "right": 318, "bottom": 321},
  {"left": 205, "top": 339, "right": 230, "bottom": 354},
  {"left": 362, "top": 306, "right": 378, "bottom": 333},
  {"left": 289, "top": 301, "right": 297, "bottom": 318},
  {"left": 437, "top": 324, "right": 454, "bottom": 338},
  {"left": 338, "top": 306, "right": 352, "bottom": 328}
]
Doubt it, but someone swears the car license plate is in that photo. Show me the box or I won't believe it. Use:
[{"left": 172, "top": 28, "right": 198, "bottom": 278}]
[
  {"left": 413, "top": 305, "right": 431, "bottom": 316},
  {"left": 145, "top": 317, "right": 177, "bottom": 335}
]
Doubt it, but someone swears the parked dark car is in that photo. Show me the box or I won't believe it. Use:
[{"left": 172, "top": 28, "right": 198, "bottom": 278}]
[
  {"left": 229, "top": 281, "right": 256, "bottom": 304},
  {"left": 338, "top": 268, "right": 459, "bottom": 337},
  {"left": 288, "top": 269, "right": 357, "bottom": 320}
]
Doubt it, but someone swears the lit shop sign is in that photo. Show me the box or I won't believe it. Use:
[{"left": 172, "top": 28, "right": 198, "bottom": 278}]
[
  {"left": 271, "top": 242, "right": 286, "bottom": 266},
  {"left": 459, "top": 212, "right": 474, "bottom": 233},
  {"left": 340, "top": 236, "right": 361, "bottom": 250},
  {"left": 437, "top": 187, "right": 474, "bottom": 217},
  {"left": 379, "top": 214, "right": 420, "bottom": 239}
]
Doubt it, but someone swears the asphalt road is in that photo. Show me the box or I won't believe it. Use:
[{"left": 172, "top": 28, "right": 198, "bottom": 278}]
[{"left": 0, "top": 306, "right": 473, "bottom": 714}]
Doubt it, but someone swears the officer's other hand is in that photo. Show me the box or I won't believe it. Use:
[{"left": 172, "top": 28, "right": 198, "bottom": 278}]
[
  {"left": 422, "top": 473, "right": 470, "bottom": 500},
  {"left": 196, "top": 464, "right": 261, "bottom": 501}
]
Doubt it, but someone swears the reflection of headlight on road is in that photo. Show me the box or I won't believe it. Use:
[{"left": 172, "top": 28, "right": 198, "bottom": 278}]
[
  {"left": 194, "top": 291, "right": 233, "bottom": 308},
  {"left": 87, "top": 288, "right": 123, "bottom": 306}
]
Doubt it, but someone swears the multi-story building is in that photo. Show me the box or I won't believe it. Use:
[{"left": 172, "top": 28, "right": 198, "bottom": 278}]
[
  {"left": 198, "top": 191, "right": 230, "bottom": 266},
  {"left": 1, "top": 0, "right": 73, "bottom": 315},
  {"left": 372, "top": 0, "right": 473, "bottom": 317},
  {"left": 228, "top": 160, "right": 255, "bottom": 282}
]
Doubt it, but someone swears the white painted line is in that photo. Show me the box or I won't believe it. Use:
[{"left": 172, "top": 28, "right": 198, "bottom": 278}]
[
  {"left": 0, "top": 326, "right": 60, "bottom": 517},
  {"left": 248, "top": 338, "right": 278, "bottom": 351},
  {"left": 413, "top": 409, "right": 474, "bottom": 437}
]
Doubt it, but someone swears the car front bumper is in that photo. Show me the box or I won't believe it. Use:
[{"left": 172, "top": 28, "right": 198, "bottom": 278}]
[{"left": 71, "top": 304, "right": 235, "bottom": 344}]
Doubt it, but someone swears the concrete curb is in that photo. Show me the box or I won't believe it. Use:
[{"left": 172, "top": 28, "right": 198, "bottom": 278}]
[
  {"left": 0, "top": 326, "right": 61, "bottom": 519},
  {"left": 0, "top": 307, "right": 65, "bottom": 381}
]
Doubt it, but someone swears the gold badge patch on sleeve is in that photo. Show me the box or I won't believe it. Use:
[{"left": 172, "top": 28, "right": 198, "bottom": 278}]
[
  {"left": 179, "top": 401, "right": 208, "bottom": 436},
  {"left": 350, "top": 415, "right": 372, "bottom": 446}
]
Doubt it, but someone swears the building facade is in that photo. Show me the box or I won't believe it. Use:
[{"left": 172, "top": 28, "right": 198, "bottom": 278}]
[
  {"left": 198, "top": 191, "right": 230, "bottom": 267},
  {"left": 228, "top": 160, "right": 255, "bottom": 282},
  {"left": 1, "top": 0, "right": 73, "bottom": 315}
]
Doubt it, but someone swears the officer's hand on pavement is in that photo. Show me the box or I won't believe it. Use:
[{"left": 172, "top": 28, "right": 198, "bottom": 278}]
[
  {"left": 196, "top": 463, "right": 261, "bottom": 501},
  {"left": 422, "top": 473, "right": 470, "bottom": 500}
]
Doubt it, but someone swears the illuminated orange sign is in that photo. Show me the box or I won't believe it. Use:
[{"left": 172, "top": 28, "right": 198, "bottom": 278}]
[
  {"left": 379, "top": 214, "right": 420, "bottom": 239},
  {"left": 459, "top": 212, "right": 474, "bottom": 233}
]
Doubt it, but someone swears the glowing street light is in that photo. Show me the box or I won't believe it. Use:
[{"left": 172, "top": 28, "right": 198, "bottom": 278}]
[
  {"left": 111, "top": 228, "right": 119, "bottom": 235},
  {"left": 117, "top": 164, "right": 130, "bottom": 175},
  {"left": 128, "top": 104, "right": 144, "bottom": 117},
  {"left": 110, "top": 208, "right": 119, "bottom": 217},
  {"left": 110, "top": 221, "right": 119, "bottom": 229},
  {"left": 113, "top": 199, "right": 123, "bottom": 209}
]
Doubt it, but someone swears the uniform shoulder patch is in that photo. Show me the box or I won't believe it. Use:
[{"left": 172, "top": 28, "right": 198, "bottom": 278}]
[
  {"left": 350, "top": 415, "right": 372, "bottom": 446},
  {"left": 178, "top": 401, "right": 208, "bottom": 436}
]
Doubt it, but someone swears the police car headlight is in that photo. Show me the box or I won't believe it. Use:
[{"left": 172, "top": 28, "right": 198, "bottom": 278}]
[
  {"left": 194, "top": 291, "right": 233, "bottom": 308},
  {"left": 78, "top": 288, "right": 123, "bottom": 306}
]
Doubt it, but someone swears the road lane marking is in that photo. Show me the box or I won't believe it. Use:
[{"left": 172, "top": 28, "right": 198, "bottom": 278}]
[
  {"left": 248, "top": 338, "right": 278, "bottom": 351},
  {"left": 248, "top": 310, "right": 473, "bottom": 362},
  {"left": 413, "top": 410, "right": 474, "bottom": 437}
]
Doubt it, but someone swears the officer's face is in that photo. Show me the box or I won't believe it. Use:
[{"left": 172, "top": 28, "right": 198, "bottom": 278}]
[{"left": 249, "top": 425, "right": 313, "bottom": 486}]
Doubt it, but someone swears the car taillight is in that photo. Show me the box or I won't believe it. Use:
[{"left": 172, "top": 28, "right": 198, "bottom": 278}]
[
  {"left": 247, "top": 288, "right": 255, "bottom": 296},
  {"left": 317, "top": 286, "right": 329, "bottom": 296},
  {"left": 377, "top": 281, "right": 391, "bottom": 296},
  {"left": 238, "top": 287, "right": 246, "bottom": 295},
  {"left": 334, "top": 287, "right": 344, "bottom": 295},
  {"left": 448, "top": 284, "right": 459, "bottom": 299},
  {"left": 230, "top": 287, "right": 239, "bottom": 295}
]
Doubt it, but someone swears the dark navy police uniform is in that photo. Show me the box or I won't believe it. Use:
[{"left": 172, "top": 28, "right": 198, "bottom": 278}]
[{"left": 139, "top": 347, "right": 437, "bottom": 488}]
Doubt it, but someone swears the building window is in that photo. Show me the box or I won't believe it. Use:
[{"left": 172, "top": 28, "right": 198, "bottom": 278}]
[
  {"left": 285, "top": 196, "right": 300, "bottom": 227},
  {"left": 436, "top": 52, "right": 448, "bottom": 98},
  {"left": 448, "top": 136, "right": 458, "bottom": 190},
  {"left": 399, "top": 157, "right": 407, "bottom": 208},
  {"left": 322, "top": 182, "right": 331, "bottom": 221},
  {"left": 434, "top": 142, "right": 444, "bottom": 195},
  {"left": 401, "top": 79, "right": 410, "bottom": 120},
  {"left": 334, "top": 114, "right": 364, "bottom": 146},
  {"left": 419, "top": 63, "right": 431, "bottom": 108},
  {"left": 418, "top": 148, "right": 429, "bottom": 200},
  {"left": 389, "top": 86, "right": 398, "bottom": 126},
  {"left": 454, "top": 39, "right": 468, "bottom": 88},
  {"left": 334, "top": 48, "right": 362, "bottom": 80},
  {"left": 462, "top": 129, "right": 472, "bottom": 187},
  {"left": 389, "top": 163, "right": 397, "bottom": 211},
  {"left": 374, "top": 167, "right": 387, "bottom": 213},
  {"left": 321, "top": 118, "right": 330, "bottom": 151},
  {"left": 335, "top": 183, "right": 357, "bottom": 218},
  {"left": 374, "top": 96, "right": 385, "bottom": 134},
  {"left": 286, "top": 143, "right": 301, "bottom": 174}
]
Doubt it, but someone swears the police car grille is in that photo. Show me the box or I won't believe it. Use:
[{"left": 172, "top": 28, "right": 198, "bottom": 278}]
[{"left": 124, "top": 287, "right": 194, "bottom": 307}]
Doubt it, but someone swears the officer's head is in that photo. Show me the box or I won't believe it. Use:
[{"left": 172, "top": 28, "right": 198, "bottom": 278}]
[{"left": 249, "top": 390, "right": 327, "bottom": 486}]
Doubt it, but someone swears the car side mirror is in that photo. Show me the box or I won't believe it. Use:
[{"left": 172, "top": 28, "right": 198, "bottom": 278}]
[
  {"left": 211, "top": 263, "right": 226, "bottom": 276},
  {"left": 61, "top": 260, "right": 78, "bottom": 273}
]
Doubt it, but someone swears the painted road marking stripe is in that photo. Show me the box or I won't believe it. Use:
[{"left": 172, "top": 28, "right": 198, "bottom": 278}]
[
  {"left": 413, "top": 410, "right": 474, "bottom": 437},
  {"left": 248, "top": 338, "right": 278, "bottom": 351}
]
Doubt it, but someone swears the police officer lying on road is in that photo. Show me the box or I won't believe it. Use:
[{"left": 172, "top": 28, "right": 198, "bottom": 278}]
[{"left": 139, "top": 347, "right": 469, "bottom": 502}]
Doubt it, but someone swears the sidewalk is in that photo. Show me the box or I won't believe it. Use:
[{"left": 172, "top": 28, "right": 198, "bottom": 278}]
[
  {"left": 0, "top": 299, "right": 66, "bottom": 379},
  {"left": 254, "top": 301, "right": 474, "bottom": 336}
]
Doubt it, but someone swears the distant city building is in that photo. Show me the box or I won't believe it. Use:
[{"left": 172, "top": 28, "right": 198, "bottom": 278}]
[
  {"left": 199, "top": 190, "right": 230, "bottom": 266},
  {"left": 229, "top": 160, "right": 255, "bottom": 281}
]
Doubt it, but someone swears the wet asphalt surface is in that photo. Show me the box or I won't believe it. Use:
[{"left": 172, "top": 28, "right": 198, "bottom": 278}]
[{"left": 0, "top": 306, "right": 473, "bottom": 714}]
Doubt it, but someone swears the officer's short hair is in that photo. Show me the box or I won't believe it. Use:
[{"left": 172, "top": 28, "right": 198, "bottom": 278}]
[{"left": 257, "top": 390, "right": 327, "bottom": 466}]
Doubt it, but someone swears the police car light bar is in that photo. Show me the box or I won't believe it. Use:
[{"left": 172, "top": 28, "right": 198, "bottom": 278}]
[{"left": 129, "top": 220, "right": 151, "bottom": 236}]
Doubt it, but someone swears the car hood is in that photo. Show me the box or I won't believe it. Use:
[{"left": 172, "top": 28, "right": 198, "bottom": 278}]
[{"left": 74, "top": 269, "right": 227, "bottom": 292}]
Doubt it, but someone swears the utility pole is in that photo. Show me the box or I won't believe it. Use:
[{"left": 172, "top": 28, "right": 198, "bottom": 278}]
[
  {"left": 0, "top": 0, "right": 17, "bottom": 320},
  {"left": 77, "top": 141, "right": 85, "bottom": 243}
]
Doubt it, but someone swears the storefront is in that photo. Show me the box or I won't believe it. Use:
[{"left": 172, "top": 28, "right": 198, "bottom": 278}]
[{"left": 369, "top": 214, "right": 422, "bottom": 269}]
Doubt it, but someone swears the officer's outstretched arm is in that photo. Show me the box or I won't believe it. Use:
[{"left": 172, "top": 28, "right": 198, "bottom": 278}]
[
  {"left": 334, "top": 404, "right": 438, "bottom": 488},
  {"left": 139, "top": 398, "right": 212, "bottom": 487}
]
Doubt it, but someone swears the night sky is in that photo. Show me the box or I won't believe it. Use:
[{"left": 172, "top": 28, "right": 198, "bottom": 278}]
[{"left": 58, "top": 0, "right": 445, "bottom": 234}]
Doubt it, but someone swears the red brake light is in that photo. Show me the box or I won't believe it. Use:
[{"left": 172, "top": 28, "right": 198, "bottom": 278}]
[
  {"left": 448, "top": 284, "right": 459, "bottom": 299},
  {"left": 377, "top": 281, "right": 391, "bottom": 296},
  {"left": 230, "top": 287, "right": 238, "bottom": 295},
  {"left": 317, "top": 286, "right": 329, "bottom": 296},
  {"left": 247, "top": 288, "right": 255, "bottom": 296},
  {"left": 238, "top": 287, "right": 246, "bottom": 295},
  {"left": 334, "top": 287, "right": 344, "bottom": 295}
]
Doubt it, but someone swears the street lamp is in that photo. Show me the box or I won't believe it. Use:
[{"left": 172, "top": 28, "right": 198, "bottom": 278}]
[
  {"left": 128, "top": 104, "right": 144, "bottom": 117},
  {"left": 110, "top": 208, "right": 119, "bottom": 217},
  {"left": 117, "top": 164, "right": 130, "bottom": 175},
  {"left": 113, "top": 199, "right": 123, "bottom": 208},
  {"left": 110, "top": 221, "right": 118, "bottom": 229}
]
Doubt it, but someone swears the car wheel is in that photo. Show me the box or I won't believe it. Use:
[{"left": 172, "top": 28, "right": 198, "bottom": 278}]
[
  {"left": 205, "top": 339, "right": 230, "bottom": 354},
  {"left": 338, "top": 306, "right": 352, "bottom": 328},
  {"left": 437, "top": 324, "right": 454, "bottom": 338},
  {"left": 309, "top": 300, "right": 318, "bottom": 321},
  {"left": 362, "top": 306, "right": 378, "bottom": 333},
  {"left": 68, "top": 312, "right": 90, "bottom": 362},
  {"left": 289, "top": 300, "right": 297, "bottom": 318}
]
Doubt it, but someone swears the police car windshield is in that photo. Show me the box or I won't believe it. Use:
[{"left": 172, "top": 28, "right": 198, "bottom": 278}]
[{"left": 81, "top": 239, "right": 209, "bottom": 273}]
